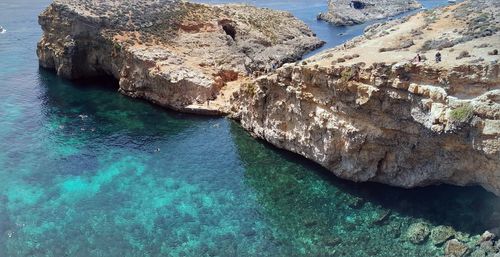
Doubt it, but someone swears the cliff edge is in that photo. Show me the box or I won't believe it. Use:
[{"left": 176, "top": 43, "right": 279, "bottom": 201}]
[
  {"left": 37, "top": 0, "right": 324, "bottom": 114},
  {"left": 233, "top": 0, "right": 500, "bottom": 195}
]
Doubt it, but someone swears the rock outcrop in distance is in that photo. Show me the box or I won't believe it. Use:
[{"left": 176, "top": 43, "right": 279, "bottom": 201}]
[
  {"left": 37, "top": 0, "right": 324, "bottom": 115},
  {"left": 232, "top": 0, "right": 500, "bottom": 195},
  {"left": 317, "top": 0, "right": 422, "bottom": 26}
]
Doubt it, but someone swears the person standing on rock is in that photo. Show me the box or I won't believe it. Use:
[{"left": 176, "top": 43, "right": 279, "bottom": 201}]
[
  {"left": 413, "top": 53, "right": 422, "bottom": 63},
  {"left": 435, "top": 52, "right": 442, "bottom": 63}
]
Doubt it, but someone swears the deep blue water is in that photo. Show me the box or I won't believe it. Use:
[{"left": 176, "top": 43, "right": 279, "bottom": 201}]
[{"left": 0, "top": 0, "right": 498, "bottom": 257}]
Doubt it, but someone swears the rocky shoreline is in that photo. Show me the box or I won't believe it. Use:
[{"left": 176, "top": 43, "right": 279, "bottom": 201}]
[
  {"left": 406, "top": 224, "right": 500, "bottom": 257},
  {"left": 38, "top": 1, "right": 499, "bottom": 194},
  {"left": 37, "top": 0, "right": 324, "bottom": 114},
  {"left": 317, "top": 0, "right": 422, "bottom": 26},
  {"left": 36, "top": 0, "right": 500, "bottom": 255},
  {"left": 232, "top": 0, "right": 500, "bottom": 196}
]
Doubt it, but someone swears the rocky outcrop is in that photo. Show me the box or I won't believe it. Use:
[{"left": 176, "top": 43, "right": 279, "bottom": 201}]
[
  {"left": 405, "top": 223, "right": 500, "bottom": 257},
  {"left": 38, "top": 0, "right": 500, "bottom": 195},
  {"left": 233, "top": 0, "right": 500, "bottom": 195},
  {"left": 317, "top": 0, "right": 422, "bottom": 25},
  {"left": 37, "top": 0, "right": 323, "bottom": 114}
]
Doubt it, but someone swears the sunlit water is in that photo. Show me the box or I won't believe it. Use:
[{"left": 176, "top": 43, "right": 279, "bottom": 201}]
[{"left": 0, "top": 1, "right": 498, "bottom": 257}]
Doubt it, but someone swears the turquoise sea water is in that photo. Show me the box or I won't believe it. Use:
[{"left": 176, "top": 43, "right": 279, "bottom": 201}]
[{"left": 0, "top": 0, "right": 498, "bottom": 257}]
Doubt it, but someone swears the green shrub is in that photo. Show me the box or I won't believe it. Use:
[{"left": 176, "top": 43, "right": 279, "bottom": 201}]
[
  {"left": 113, "top": 42, "right": 122, "bottom": 51},
  {"left": 340, "top": 68, "right": 354, "bottom": 83},
  {"left": 449, "top": 104, "right": 474, "bottom": 123}
]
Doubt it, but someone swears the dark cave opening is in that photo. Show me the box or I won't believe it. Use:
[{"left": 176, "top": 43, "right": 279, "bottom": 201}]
[
  {"left": 351, "top": 1, "right": 366, "bottom": 9},
  {"left": 222, "top": 24, "right": 237, "bottom": 40}
]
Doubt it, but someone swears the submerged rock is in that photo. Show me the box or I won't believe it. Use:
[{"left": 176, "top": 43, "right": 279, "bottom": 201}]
[
  {"left": 406, "top": 222, "right": 430, "bottom": 244},
  {"left": 372, "top": 209, "right": 391, "bottom": 225},
  {"left": 445, "top": 239, "right": 469, "bottom": 257},
  {"left": 323, "top": 236, "right": 342, "bottom": 247},
  {"left": 481, "top": 231, "right": 496, "bottom": 242},
  {"left": 430, "top": 225, "right": 456, "bottom": 245},
  {"left": 317, "top": 0, "right": 422, "bottom": 25},
  {"left": 470, "top": 249, "right": 487, "bottom": 257}
]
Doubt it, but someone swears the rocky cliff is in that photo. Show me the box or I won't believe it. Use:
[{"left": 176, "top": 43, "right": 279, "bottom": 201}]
[
  {"left": 233, "top": 0, "right": 500, "bottom": 195},
  {"left": 37, "top": 0, "right": 324, "bottom": 114},
  {"left": 318, "top": 0, "right": 422, "bottom": 25},
  {"left": 38, "top": 0, "right": 500, "bottom": 195}
]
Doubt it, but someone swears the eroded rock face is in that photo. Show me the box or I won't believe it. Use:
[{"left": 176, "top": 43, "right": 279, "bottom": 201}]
[
  {"left": 233, "top": 1, "right": 500, "bottom": 195},
  {"left": 317, "top": 0, "right": 422, "bottom": 25},
  {"left": 233, "top": 62, "right": 500, "bottom": 195},
  {"left": 37, "top": 0, "right": 324, "bottom": 113}
]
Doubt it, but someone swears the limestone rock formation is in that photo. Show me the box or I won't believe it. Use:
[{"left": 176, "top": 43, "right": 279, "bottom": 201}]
[
  {"left": 406, "top": 222, "right": 430, "bottom": 244},
  {"left": 37, "top": 0, "right": 324, "bottom": 114},
  {"left": 318, "top": 0, "right": 422, "bottom": 25},
  {"left": 445, "top": 239, "right": 469, "bottom": 257},
  {"left": 430, "top": 226, "right": 456, "bottom": 245},
  {"left": 38, "top": 0, "right": 500, "bottom": 196},
  {"left": 233, "top": 0, "right": 500, "bottom": 195}
]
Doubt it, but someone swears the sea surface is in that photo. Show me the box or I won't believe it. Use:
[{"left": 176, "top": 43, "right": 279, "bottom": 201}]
[{"left": 0, "top": 0, "right": 498, "bottom": 257}]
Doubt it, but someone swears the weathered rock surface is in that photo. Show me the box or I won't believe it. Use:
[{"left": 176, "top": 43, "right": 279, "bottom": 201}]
[
  {"left": 445, "top": 239, "right": 469, "bottom": 257},
  {"left": 37, "top": 0, "right": 323, "bottom": 114},
  {"left": 38, "top": 0, "right": 500, "bottom": 195},
  {"left": 232, "top": 0, "right": 500, "bottom": 195},
  {"left": 406, "top": 222, "right": 430, "bottom": 244},
  {"left": 430, "top": 225, "right": 456, "bottom": 245},
  {"left": 317, "top": 0, "right": 422, "bottom": 25}
]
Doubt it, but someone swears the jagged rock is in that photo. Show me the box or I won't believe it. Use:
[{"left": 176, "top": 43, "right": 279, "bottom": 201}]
[
  {"left": 479, "top": 240, "right": 496, "bottom": 254},
  {"left": 232, "top": 0, "right": 500, "bottom": 195},
  {"left": 455, "top": 232, "right": 471, "bottom": 243},
  {"left": 37, "top": 0, "right": 323, "bottom": 114},
  {"left": 430, "top": 225, "right": 456, "bottom": 245},
  {"left": 317, "top": 0, "right": 422, "bottom": 26},
  {"left": 406, "top": 222, "right": 430, "bottom": 244},
  {"left": 470, "top": 249, "right": 487, "bottom": 257},
  {"left": 481, "top": 231, "right": 496, "bottom": 242},
  {"left": 445, "top": 239, "right": 469, "bottom": 257}
]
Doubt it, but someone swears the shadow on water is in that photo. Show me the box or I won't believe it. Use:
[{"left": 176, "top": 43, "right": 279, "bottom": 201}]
[
  {"left": 229, "top": 121, "right": 500, "bottom": 238},
  {"left": 36, "top": 68, "right": 218, "bottom": 133},
  {"left": 25, "top": 68, "right": 223, "bottom": 185}
]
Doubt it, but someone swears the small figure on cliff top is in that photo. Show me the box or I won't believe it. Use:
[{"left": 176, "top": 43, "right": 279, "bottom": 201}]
[
  {"left": 435, "top": 52, "right": 442, "bottom": 63},
  {"left": 412, "top": 53, "right": 422, "bottom": 63},
  {"left": 271, "top": 61, "right": 277, "bottom": 70}
]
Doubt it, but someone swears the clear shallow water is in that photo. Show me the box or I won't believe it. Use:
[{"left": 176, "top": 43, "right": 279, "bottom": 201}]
[{"left": 0, "top": 0, "right": 498, "bottom": 257}]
